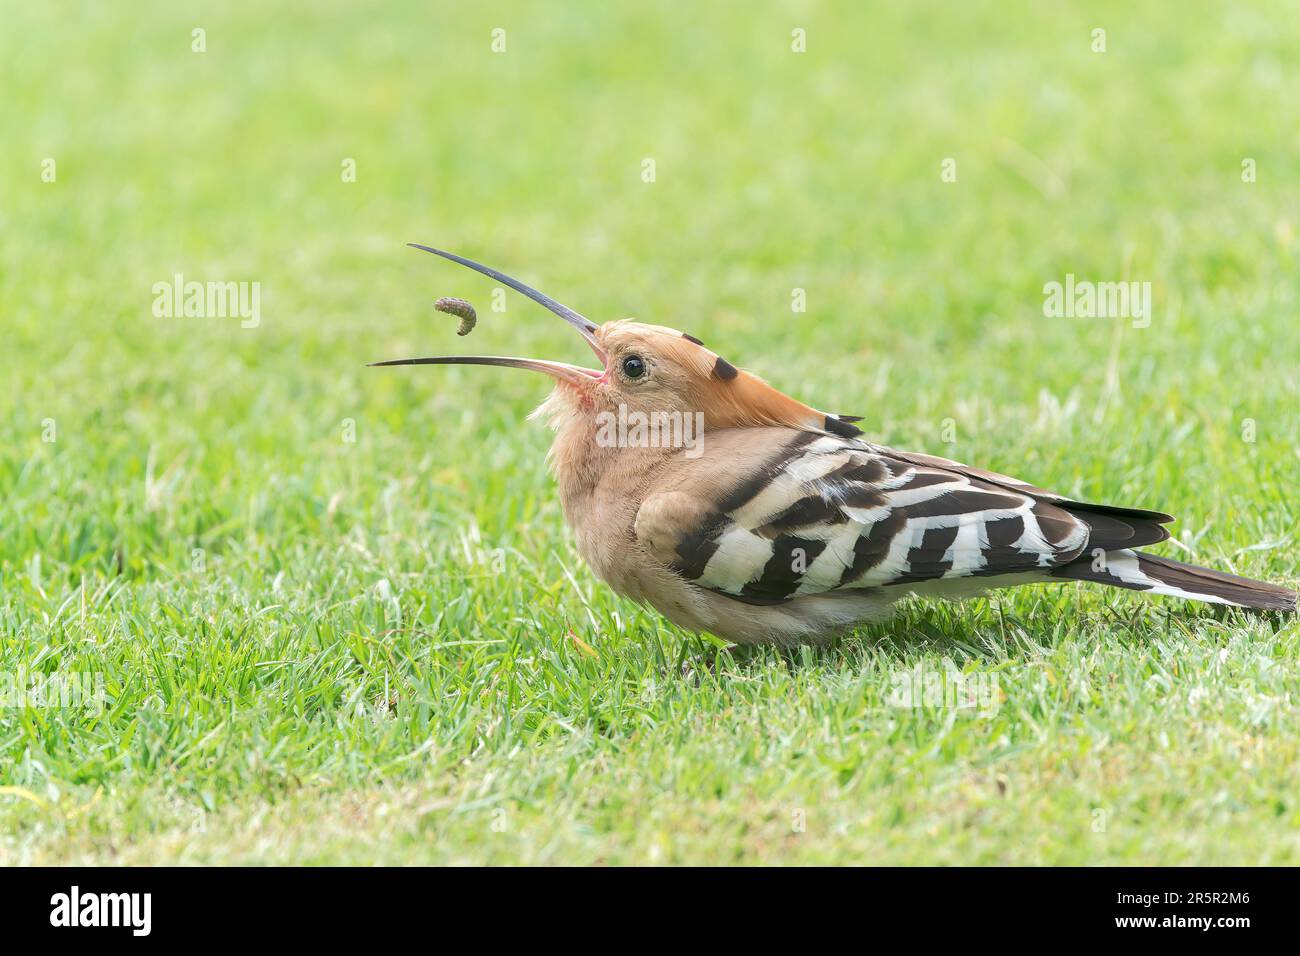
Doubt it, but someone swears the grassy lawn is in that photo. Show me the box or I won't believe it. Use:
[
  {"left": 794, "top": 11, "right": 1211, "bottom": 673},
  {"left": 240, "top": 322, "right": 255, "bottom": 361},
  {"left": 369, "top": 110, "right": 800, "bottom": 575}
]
[{"left": 2, "top": 1, "right": 1298, "bottom": 865}]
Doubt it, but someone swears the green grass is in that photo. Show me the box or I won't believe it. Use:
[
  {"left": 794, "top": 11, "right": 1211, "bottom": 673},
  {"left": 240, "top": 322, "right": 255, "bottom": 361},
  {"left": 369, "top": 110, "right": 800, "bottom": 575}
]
[{"left": 2, "top": 0, "right": 1298, "bottom": 864}]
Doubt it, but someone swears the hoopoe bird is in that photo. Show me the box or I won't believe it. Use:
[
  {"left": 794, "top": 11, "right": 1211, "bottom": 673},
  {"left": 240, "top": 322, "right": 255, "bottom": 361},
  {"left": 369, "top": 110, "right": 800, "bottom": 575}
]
[{"left": 373, "top": 245, "right": 1296, "bottom": 646}]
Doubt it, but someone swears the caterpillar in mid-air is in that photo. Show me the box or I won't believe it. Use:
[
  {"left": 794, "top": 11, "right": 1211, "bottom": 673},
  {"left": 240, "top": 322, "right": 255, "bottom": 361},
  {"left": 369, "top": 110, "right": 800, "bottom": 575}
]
[{"left": 434, "top": 296, "right": 477, "bottom": 336}]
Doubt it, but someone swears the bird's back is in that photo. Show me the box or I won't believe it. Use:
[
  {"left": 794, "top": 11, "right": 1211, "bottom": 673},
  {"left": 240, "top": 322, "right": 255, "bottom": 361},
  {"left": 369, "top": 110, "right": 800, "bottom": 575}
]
[{"left": 577, "top": 426, "right": 1291, "bottom": 643}]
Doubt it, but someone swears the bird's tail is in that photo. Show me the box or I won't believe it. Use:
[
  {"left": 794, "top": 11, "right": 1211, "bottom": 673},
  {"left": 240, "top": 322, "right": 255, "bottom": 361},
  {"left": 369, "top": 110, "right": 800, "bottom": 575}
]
[{"left": 1052, "top": 549, "right": 1296, "bottom": 611}]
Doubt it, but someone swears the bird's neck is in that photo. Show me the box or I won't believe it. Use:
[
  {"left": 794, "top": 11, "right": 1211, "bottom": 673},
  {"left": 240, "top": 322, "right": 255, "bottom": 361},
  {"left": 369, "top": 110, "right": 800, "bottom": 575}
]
[
  {"left": 535, "top": 393, "right": 678, "bottom": 527},
  {"left": 548, "top": 417, "right": 618, "bottom": 503}
]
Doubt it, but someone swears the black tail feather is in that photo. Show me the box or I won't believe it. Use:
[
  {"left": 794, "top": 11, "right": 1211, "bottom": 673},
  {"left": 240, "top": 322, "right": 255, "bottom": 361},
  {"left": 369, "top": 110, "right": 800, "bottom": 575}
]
[{"left": 1053, "top": 549, "right": 1296, "bottom": 611}]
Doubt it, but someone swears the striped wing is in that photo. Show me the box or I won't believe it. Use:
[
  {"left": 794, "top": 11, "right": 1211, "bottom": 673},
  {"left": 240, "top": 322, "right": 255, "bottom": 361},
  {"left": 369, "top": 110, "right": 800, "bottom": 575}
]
[{"left": 650, "top": 432, "right": 1173, "bottom": 605}]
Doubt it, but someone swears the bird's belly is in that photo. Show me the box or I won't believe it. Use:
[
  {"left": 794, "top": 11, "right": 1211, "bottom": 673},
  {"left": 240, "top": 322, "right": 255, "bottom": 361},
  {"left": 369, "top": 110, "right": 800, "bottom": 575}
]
[{"left": 576, "top": 535, "right": 901, "bottom": 645}]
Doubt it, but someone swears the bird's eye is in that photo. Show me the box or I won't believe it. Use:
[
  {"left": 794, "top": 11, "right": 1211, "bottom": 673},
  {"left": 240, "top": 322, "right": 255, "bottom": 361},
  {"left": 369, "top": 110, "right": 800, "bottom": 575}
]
[{"left": 621, "top": 355, "right": 646, "bottom": 380}]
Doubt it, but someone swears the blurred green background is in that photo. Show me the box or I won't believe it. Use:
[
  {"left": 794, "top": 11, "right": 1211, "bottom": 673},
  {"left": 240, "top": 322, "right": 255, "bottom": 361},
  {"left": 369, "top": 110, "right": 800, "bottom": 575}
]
[{"left": 1, "top": 1, "right": 1297, "bottom": 864}]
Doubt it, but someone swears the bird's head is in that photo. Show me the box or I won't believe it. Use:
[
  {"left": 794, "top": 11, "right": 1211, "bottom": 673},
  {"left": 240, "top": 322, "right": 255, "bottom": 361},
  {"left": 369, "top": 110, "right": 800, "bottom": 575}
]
[{"left": 371, "top": 244, "right": 863, "bottom": 441}]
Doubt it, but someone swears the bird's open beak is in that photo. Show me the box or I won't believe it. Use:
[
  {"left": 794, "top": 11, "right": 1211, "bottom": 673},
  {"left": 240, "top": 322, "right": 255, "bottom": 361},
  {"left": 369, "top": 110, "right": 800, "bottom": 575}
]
[
  {"left": 368, "top": 244, "right": 607, "bottom": 379},
  {"left": 367, "top": 354, "right": 601, "bottom": 385}
]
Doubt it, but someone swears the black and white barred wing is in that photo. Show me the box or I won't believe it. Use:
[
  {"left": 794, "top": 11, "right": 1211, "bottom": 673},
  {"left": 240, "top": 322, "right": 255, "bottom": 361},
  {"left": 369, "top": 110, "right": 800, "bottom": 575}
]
[{"left": 644, "top": 432, "right": 1173, "bottom": 605}]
